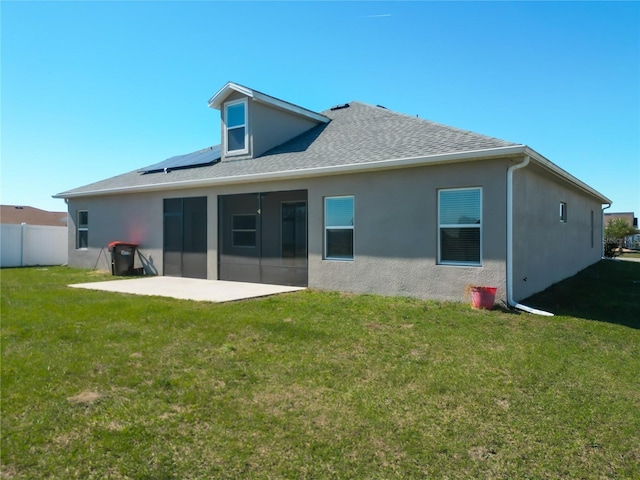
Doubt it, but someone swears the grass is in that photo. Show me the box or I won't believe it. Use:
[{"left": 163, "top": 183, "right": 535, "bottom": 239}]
[{"left": 1, "top": 263, "right": 639, "bottom": 479}]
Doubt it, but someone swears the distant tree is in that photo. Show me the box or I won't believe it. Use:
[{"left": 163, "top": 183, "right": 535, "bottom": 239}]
[{"left": 605, "top": 218, "right": 639, "bottom": 256}]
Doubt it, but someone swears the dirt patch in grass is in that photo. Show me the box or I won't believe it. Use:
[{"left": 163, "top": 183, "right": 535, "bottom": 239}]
[
  {"left": 53, "top": 430, "right": 83, "bottom": 447},
  {"left": 67, "top": 391, "right": 101, "bottom": 404},
  {"left": 88, "top": 270, "right": 110, "bottom": 276},
  {"left": 468, "top": 446, "right": 497, "bottom": 461},
  {"left": 366, "top": 323, "right": 386, "bottom": 330},
  {"left": 0, "top": 463, "right": 18, "bottom": 478}
]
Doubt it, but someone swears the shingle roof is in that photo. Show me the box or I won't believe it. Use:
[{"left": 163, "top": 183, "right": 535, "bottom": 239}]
[
  {"left": 267, "top": 102, "right": 518, "bottom": 165},
  {"left": 55, "top": 101, "right": 520, "bottom": 197}
]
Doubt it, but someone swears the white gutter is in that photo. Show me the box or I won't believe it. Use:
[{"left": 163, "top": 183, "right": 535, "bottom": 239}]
[
  {"left": 506, "top": 155, "right": 554, "bottom": 316},
  {"left": 54, "top": 144, "right": 612, "bottom": 205}
]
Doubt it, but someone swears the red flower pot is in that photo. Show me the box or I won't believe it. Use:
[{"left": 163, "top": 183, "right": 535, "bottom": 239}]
[{"left": 470, "top": 286, "right": 497, "bottom": 310}]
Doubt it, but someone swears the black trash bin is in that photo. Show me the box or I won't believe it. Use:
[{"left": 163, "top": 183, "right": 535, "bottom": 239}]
[{"left": 108, "top": 241, "right": 138, "bottom": 276}]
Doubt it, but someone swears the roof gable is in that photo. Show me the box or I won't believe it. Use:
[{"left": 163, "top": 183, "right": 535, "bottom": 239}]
[{"left": 208, "top": 82, "right": 329, "bottom": 124}]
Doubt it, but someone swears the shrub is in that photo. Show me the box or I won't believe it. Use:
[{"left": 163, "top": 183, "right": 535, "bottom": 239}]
[{"left": 604, "top": 240, "right": 620, "bottom": 258}]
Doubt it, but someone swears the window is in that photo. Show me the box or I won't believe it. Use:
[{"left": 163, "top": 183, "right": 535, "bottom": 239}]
[
  {"left": 591, "top": 210, "right": 594, "bottom": 248},
  {"left": 76, "top": 210, "right": 88, "bottom": 249},
  {"left": 560, "top": 202, "right": 567, "bottom": 223},
  {"left": 438, "top": 188, "right": 481, "bottom": 266},
  {"left": 224, "top": 99, "right": 248, "bottom": 155},
  {"left": 232, "top": 214, "right": 257, "bottom": 247},
  {"left": 324, "top": 196, "right": 354, "bottom": 260}
]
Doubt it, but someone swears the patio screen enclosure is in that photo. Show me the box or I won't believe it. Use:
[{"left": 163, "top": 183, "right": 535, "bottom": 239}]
[
  {"left": 219, "top": 190, "right": 308, "bottom": 286},
  {"left": 163, "top": 196, "right": 208, "bottom": 279}
]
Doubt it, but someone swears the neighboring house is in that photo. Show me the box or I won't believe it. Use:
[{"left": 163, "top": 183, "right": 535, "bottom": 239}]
[
  {"left": 54, "top": 82, "right": 611, "bottom": 306},
  {"left": 604, "top": 212, "right": 637, "bottom": 228},
  {"left": 1, "top": 205, "right": 68, "bottom": 226},
  {"left": 604, "top": 212, "right": 639, "bottom": 249}
]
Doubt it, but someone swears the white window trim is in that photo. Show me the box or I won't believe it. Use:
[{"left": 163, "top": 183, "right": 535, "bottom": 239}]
[
  {"left": 76, "top": 210, "right": 88, "bottom": 250},
  {"left": 324, "top": 195, "right": 355, "bottom": 261},
  {"left": 224, "top": 98, "right": 249, "bottom": 156},
  {"left": 437, "top": 187, "right": 482, "bottom": 267}
]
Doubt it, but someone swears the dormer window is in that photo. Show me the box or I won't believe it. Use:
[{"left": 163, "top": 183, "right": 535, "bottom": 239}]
[{"left": 224, "top": 98, "right": 248, "bottom": 155}]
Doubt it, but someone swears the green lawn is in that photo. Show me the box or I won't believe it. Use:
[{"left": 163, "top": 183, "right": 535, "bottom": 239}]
[{"left": 2, "top": 263, "right": 639, "bottom": 479}]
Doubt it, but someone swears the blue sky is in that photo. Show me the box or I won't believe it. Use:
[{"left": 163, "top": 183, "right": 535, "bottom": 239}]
[{"left": 2, "top": 1, "right": 639, "bottom": 215}]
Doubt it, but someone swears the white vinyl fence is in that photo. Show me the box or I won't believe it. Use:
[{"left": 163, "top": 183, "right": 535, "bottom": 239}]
[{"left": 1, "top": 224, "right": 68, "bottom": 267}]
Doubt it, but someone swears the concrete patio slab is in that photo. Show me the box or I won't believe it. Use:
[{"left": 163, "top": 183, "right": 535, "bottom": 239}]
[{"left": 69, "top": 276, "right": 305, "bottom": 302}]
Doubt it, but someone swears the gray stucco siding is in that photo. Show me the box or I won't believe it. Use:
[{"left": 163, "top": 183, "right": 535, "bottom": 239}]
[
  {"left": 306, "top": 160, "right": 510, "bottom": 301},
  {"left": 67, "top": 157, "right": 518, "bottom": 302},
  {"left": 512, "top": 165, "right": 604, "bottom": 300},
  {"left": 66, "top": 190, "right": 217, "bottom": 277},
  {"left": 251, "top": 101, "right": 320, "bottom": 158}
]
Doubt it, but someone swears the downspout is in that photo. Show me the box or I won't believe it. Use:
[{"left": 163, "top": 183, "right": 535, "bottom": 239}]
[
  {"left": 601, "top": 203, "right": 611, "bottom": 258},
  {"left": 506, "top": 155, "right": 554, "bottom": 316}
]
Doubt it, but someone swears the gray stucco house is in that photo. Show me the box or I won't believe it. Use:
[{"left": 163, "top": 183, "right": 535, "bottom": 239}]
[{"left": 54, "top": 82, "right": 611, "bottom": 309}]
